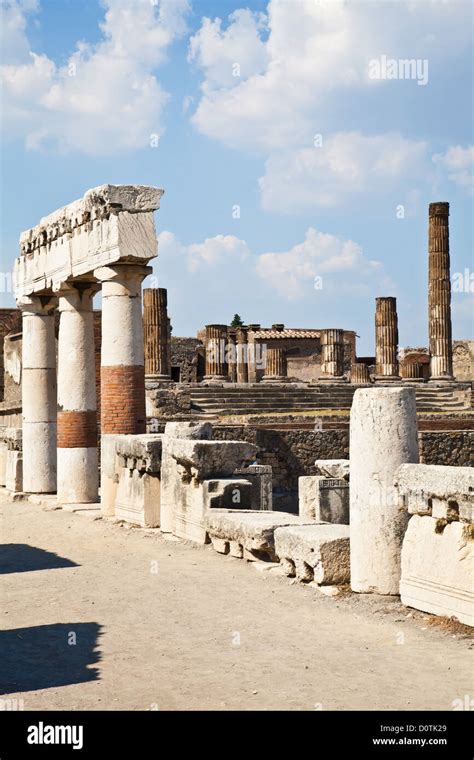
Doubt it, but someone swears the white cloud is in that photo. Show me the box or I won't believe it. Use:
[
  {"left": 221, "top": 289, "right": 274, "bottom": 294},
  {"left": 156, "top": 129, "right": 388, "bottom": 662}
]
[
  {"left": 256, "top": 226, "right": 388, "bottom": 300},
  {"left": 259, "top": 132, "right": 428, "bottom": 212},
  {"left": 0, "top": 0, "right": 190, "bottom": 153},
  {"left": 432, "top": 145, "right": 474, "bottom": 190},
  {"left": 189, "top": 0, "right": 471, "bottom": 153},
  {"left": 157, "top": 230, "right": 250, "bottom": 273}
]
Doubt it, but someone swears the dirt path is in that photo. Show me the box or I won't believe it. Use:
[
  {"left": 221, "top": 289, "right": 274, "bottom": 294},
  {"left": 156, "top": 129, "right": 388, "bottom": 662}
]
[{"left": 1, "top": 497, "right": 472, "bottom": 711}]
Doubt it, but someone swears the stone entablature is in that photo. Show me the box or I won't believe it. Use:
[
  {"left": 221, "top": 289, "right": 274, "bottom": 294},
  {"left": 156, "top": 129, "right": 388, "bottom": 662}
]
[
  {"left": 14, "top": 184, "right": 163, "bottom": 298},
  {"left": 394, "top": 463, "right": 474, "bottom": 522}
]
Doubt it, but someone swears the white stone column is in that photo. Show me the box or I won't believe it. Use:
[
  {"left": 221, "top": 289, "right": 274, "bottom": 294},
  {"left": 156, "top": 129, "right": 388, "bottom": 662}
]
[
  {"left": 350, "top": 387, "right": 419, "bottom": 594},
  {"left": 56, "top": 282, "right": 99, "bottom": 503},
  {"left": 94, "top": 264, "right": 151, "bottom": 515},
  {"left": 18, "top": 295, "right": 57, "bottom": 493}
]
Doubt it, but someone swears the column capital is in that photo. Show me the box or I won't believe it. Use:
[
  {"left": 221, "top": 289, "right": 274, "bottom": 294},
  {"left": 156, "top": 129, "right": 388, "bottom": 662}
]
[
  {"left": 16, "top": 294, "right": 57, "bottom": 315},
  {"left": 94, "top": 263, "right": 152, "bottom": 287},
  {"left": 53, "top": 280, "right": 100, "bottom": 312}
]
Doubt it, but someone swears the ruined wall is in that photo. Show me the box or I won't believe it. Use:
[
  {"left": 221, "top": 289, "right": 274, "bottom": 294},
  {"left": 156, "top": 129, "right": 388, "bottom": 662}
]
[
  {"left": 170, "top": 337, "right": 203, "bottom": 382},
  {"left": 453, "top": 340, "right": 474, "bottom": 381},
  {"left": 419, "top": 430, "right": 473, "bottom": 467}
]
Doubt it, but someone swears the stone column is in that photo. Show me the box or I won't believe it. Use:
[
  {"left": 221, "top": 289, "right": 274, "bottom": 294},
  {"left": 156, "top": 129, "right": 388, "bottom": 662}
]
[
  {"left": 350, "top": 362, "right": 371, "bottom": 385},
  {"left": 375, "top": 297, "right": 400, "bottom": 381},
  {"left": 56, "top": 283, "right": 99, "bottom": 504},
  {"left": 350, "top": 387, "right": 419, "bottom": 594},
  {"left": 204, "top": 324, "right": 228, "bottom": 382},
  {"left": 428, "top": 202, "right": 453, "bottom": 381},
  {"left": 236, "top": 327, "right": 248, "bottom": 384},
  {"left": 228, "top": 330, "right": 237, "bottom": 383},
  {"left": 18, "top": 295, "right": 57, "bottom": 493},
  {"left": 263, "top": 347, "right": 287, "bottom": 382},
  {"left": 320, "top": 329, "right": 345, "bottom": 382},
  {"left": 95, "top": 264, "right": 151, "bottom": 515},
  {"left": 401, "top": 362, "right": 424, "bottom": 383},
  {"left": 143, "top": 288, "right": 171, "bottom": 381}
]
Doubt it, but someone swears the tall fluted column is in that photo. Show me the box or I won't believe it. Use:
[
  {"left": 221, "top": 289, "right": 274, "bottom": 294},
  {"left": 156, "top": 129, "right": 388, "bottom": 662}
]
[
  {"left": 428, "top": 202, "right": 453, "bottom": 380},
  {"left": 18, "top": 295, "right": 57, "bottom": 493},
  {"left": 236, "top": 327, "right": 248, "bottom": 384},
  {"left": 375, "top": 297, "right": 400, "bottom": 381},
  {"left": 143, "top": 287, "right": 171, "bottom": 381},
  {"left": 401, "top": 362, "right": 424, "bottom": 383},
  {"left": 263, "top": 347, "right": 287, "bottom": 382},
  {"left": 95, "top": 264, "right": 151, "bottom": 515},
  {"left": 56, "top": 282, "right": 99, "bottom": 503},
  {"left": 320, "top": 329, "right": 345, "bottom": 381},
  {"left": 228, "top": 330, "right": 237, "bottom": 383},
  {"left": 204, "top": 324, "right": 228, "bottom": 382}
]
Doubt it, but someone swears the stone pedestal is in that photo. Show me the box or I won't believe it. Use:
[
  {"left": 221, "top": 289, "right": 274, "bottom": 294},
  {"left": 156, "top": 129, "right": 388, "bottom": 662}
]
[
  {"left": 320, "top": 329, "right": 345, "bottom": 382},
  {"left": 19, "top": 296, "right": 57, "bottom": 493},
  {"left": 350, "top": 388, "right": 419, "bottom": 594},
  {"left": 56, "top": 283, "right": 99, "bottom": 504},
  {"left": 428, "top": 202, "right": 454, "bottom": 381},
  {"left": 263, "top": 347, "right": 287, "bottom": 382},
  {"left": 95, "top": 264, "right": 150, "bottom": 515},
  {"left": 204, "top": 324, "right": 228, "bottom": 382},
  {"left": 374, "top": 297, "right": 400, "bottom": 381},
  {"left": 143, "top": 287, "right": 171, "bottom": 382}
]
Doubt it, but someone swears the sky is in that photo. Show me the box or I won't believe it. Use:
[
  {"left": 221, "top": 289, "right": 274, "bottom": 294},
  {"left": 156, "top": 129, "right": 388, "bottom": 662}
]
[{"left": 0, "top": 0, "right": 472, "bottom": 354}]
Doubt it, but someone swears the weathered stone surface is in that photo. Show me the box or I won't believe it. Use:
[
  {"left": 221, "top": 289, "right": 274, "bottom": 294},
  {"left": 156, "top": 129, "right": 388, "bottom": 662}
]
[
  {"left": 274, "top": 524, "right": 350, "bottom": 584},
  {"left": 115, "top": 468, "right": 161, "bottom": 528},
  {"left": 100, "top": 434, "right": 123, "bottom": 517},
  {"left": 203, "top": 479, "right": 253, "bottom": 510},
  {"left": 400, "top": 515, "right": 473, "bottom": 626},
  {"left": 299, "top": 475, "right": 349, "bottom": 523},
  {"left": 350, "top": 387, "right": 419, "bottom": 595},
  {"left": 205, "top": 510, "right": 310, "bottom": 560},
  {"left": 115, "top": 434, "right": 163, "bottom": 474},
  {"left": 315, "top": 459, "right": 350, "bottom": 480},
  {"left": 14, "top": 185, "right": 163, "bottom": 298},
  {"left": 170, "top": 440, "right": 257, "bottom": 481},
  {"left": 164, "top": 421, "right": 212, "bottom": 440},
  {"left": 233, "top": 464, "right": 273, "bottom": 510},
  {"left": 394, "top": 463, "right": 474, "bottom": 522},
  {"left": 5, "top": 449, "right": 22, "bottom": 493}
]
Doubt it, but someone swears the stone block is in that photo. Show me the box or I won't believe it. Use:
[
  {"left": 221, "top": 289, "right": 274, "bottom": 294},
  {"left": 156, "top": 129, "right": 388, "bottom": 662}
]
[
  {"left": 394, "top": 463, "right": 474, "bottom": 523},
  {"left": 234, "top": 464, "right": 273, "bottom": 510},
  {"left": 400, "top": 515, "right": 473, "bottom": 627},
  {"left": 115, "top": 468, "right": 161, "bottom": 528},
  {"left": 315, "top": 459, "right": 350, "bottom": 480},
  {"left": 5, "top": 450, "right": 22, "bottom": 493},
  {"left": 204, "top": 479, "right": 253, "bottom": 510},
  {"left": 299, "top": 475, "right": 349, "bottom": 523},
  {"left": 274, "top": 524, "right": 350, "bottom": 584},
  {"left": 0, "top": 439, "right": 7, "bottom": 487},
  {"left": 205, "top": 510, "right": 310, "bottom": 561}
]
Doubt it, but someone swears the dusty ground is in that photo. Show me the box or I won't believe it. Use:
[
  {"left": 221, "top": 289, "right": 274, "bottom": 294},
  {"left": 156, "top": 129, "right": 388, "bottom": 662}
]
[{"left": 1, "top": 495, "right": 472, "bottom": 711}]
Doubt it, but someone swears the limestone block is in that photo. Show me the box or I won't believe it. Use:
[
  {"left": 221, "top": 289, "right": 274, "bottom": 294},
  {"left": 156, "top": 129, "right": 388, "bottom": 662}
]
[
  {"left": 203, "top": 479, "right": 253, "bottom": 510},
  {"left": 274, "top": 524, "right": 350, "bottom": 584},
  {"left": 400, "top": 515, "right": 473, "bottom": 626},
  {"left": 394, "top": 463, "right": 474, "bottom": 523},
  {"left": 299, "top": 475, "right": 349, "bottom": 523},
  {"left": 115, "top": 468, "right": 161, "bottom": 528},
  {"left": 100, "top": 434, "right": 124, "bottom": 517},
  {"left": 22, "top": 423, "right": 56, "bottom": 494},
  {"left": 315, "top": 459, "right": 350, "bottom": 481},
  {"left": 210, "top": 536, "right": 229, "bottom": 554},
  {"left": 350, "top": 387, "right": 419, "bottom": 595},
  {"left": 160, "top": 422, "right": 213, "bottom": 534},
  {"left": 170, "top": 440, "right": 257, "bottom": 482},
  {"left": 5, "top": 450, "right": 22, "bottom": 493},
  {"left": 205, "top": 510, "right": 311, "bottom": 561},
  {"left": 0, "top": 439, "right": 6, "bottom": 487},
  {"left": 57, "top": 448, "right": 98, "bottom": 505},
  {"left": 115, "top": 434, "right": 163, "bottom": 474}
]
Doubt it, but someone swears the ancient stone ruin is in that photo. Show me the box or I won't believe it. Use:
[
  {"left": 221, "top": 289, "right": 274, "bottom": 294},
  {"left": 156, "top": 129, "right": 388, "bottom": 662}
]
[{"left": 0, "top": 186, "right": 472, "bottom": 630}]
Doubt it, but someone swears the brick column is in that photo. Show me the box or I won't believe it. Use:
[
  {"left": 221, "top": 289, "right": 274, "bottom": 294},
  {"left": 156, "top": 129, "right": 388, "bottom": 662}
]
[
  {"left": 143, "top": 287, "right": 171, "bottom": 381},
  {"left": 236, "top": 327, "right": 249, "bottom": 384},
  {"left": 204, "top": 324, "right": 228, "bottom": 382},
  {"left": 18, "top": 295, "right": 57, "bottom": 493},
  {"left": 263, "top": 347, "right": 287, "bottom": 382},
  {"left": 428, "top": 202, "right": 453, "bottom": 381},
  {"left": 56, "top": 282, "right": 98, "bottom": 503},
  {"left": 375, "top": 297, "right": 400, "bottom": 381},
  {"left": 320, "top": 329, "right": 345, "bottom": 382},
  {"left": 95, "top": 264, "right": 151, "bottom": 515}
]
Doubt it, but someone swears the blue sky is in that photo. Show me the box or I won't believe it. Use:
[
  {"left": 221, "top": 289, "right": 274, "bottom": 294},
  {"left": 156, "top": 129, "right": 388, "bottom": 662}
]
[{"left": 1, "top": 0, "right": 472, "bottom": 354}]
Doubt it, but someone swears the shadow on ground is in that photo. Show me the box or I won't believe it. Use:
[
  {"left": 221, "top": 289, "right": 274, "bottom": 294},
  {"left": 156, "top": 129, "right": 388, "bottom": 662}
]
[
  {"left": 0, "top": 623, "right": 102, "bottom": 694},
  {"left": 0, "top": 544, "right": 78, "bottom": 574}
]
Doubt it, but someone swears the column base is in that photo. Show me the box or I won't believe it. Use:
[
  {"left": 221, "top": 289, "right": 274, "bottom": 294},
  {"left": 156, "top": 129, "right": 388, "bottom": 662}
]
[
  {"left": 429, "top": 377, "right": 455, "bottom": 384},
  {"left": 262, "top": 376, "right": 288, "bottom": 383},
  {"left": 402, "top": 377, "right": 425, "bottom": 384},
  {"left": 203, "top": 375, "right": 229, "bottom": 383},
  {"left": 374, "top": 375, "right": 402, "bottom": 383},
  {"left": 57, "top": 447, "right": 99, "bottom": 504},
  {"left": 318, "top": 376, "right": 347, "bottom": 384},
  {"left": 145, "top": 374, "right": 173, "bottom": 384}
]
